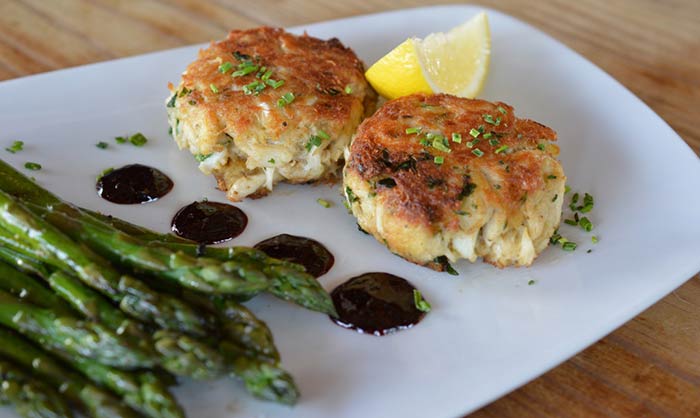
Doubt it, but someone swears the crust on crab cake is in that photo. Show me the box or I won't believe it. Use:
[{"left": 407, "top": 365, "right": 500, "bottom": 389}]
[
  {"left": 167, "top": 27, "right": 377, "bottom": 201},
  {"left": 343, "top": 93, "right": 566, "bottom": 270}
]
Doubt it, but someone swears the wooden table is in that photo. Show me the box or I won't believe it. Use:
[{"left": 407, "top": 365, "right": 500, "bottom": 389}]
[{"left": 1, "top": 1, "right": 698, "bottom": 416}]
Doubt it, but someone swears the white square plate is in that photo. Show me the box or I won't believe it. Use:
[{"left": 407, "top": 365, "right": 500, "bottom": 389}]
[{"left": 1, "top": 5, "right": 699, "bottom": 418}]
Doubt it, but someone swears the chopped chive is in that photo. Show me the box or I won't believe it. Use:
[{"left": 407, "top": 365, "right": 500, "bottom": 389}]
[
  {"left": 466, "top": 139, "right": 479, "bottom": 148},
  {"left": 552, "top": 194, "right": 558, "bottom": 202},
  {"left": 209, "top": 84, "right": 219, "bottom": 94},
  {"left": 277, "top": 92, "right": 295, "bottom": 107},
  {"left": 413, "top": 289, "right": 432, "bottom": 313},
  {"left": 5, "top": 140, "right": 24, "bottom": 154},
  {"left": 96, "top": 141, "right": 108, "bottom": 149},
  {"left": 243, "top": 80, "right": 265, "bottom": 95},
  {"left": 432, "top": 136, "right": 451, "bottom": 153},
  {"left": 434, "top": 156, "right": 444, "bottom": 164},
  {"left": 592, "top": 235, "right": 599, "bottom": 244},
  {"left": 494, "top": 145, "right": 509, "bottom": 154},
  {"left": 344, "top": 85, "right": 353, "bottom": 94},
  {"left": 261, "top": 70, "right": 273, "bottom": 81},
  {"left": 452, "top": 133, "right": 462, "bottom": 143},
  {"left": 195, "top": 153, "right": 212, "bottom": 162},
  {"left": 419, "top": 138, "right": 430, "bottom": 146},
  {"left": 565, "top": 185, "right": 571, "bottom": 194},
  {"left": 547, "top": 175, "right": 557, "bottom": 179},
  {"left": 497, "top": 106, "right": 507, "bottom": 115},
  {"left": 564, "top": 219, "right": 578, "bottom": 226},
  {"left": 537, "top": 143, "right": 546, "bottom": 151},
  {"left": 405, "top": 127, "right": 422, "bottom": 135},
  {"left": 579, "top": 193, "right": 594, "bottom": 213},
  {"left": 482, "top": 114, "right": 501, "bottom": 126},
  {"left": 317, "top": 198, "right": 332, "bottom": 208},
  {"left": 469, "top": 128, "right": 480, "bottom": 138},
  {"left": 266, "top": 79, "right": 285, "bottom": 89},
  {"left": 24, "top": 162, "right": 41, "bottom": 171},
  {"left": 128, "top": 133, "right": 148, "bottom": 147},
  {"left": 317, "top": 130, "right": 330, "bottom": 140},
  {"left": 115, "top": 136, "right": 127, "bottom": 144},
  {"left": 561, "top": 241, "right": 577, "bottom": 251},
  {"left": 218, "top": 61, "right": 233, "bottom": 73},
  {"left": 425, "top": 132, "right": 436, "bottom": 140},
  {"left": 579, "top": 216, "right": 593, "bottom": 232},
  {"left": 528, "top": 279, "right": 536, "bottom": 286},
  {"left": 488, "top": 138, "right": 499, "bottom": 146},
  {"left": 232, "top": 65, "right": 259, "bottom": 77},
  {"left": 305, "top": 135, "right": 324, "bottom": 151},
  {"left": 268, "top": 158, "right": 275, "bottom": 164},
  {"left": 345, "top": 186, "right": 358, "bottom": 203},
  {"left": 472, "top": 148, "right": 484, "bottom": 157},
  {"left": 483, "top": 132, "right": 493, "bottom": 139}
]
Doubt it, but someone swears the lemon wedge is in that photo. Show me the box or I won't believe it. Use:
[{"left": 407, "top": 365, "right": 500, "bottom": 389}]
[{"left": 365, "top": 12, "right": 491, "bottom": 99}]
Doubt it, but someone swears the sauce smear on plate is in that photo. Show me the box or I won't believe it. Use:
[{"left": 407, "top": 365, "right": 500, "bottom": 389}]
[
  {"left": 97, "top": 164, "right": 173, "bottom": 204},
  {"left": 330, "top": 272, "right": 427, "bottom": 336},
  {"left": 171, "top": 201, "right": 248, "bottom": 244}
]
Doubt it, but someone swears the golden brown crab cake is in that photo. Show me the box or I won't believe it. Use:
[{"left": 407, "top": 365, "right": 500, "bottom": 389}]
[
  {"left": 167, "top": 27, "right": 377, "bottom": 201},
  {"left": 343, "top": 93, "right": 565, "bottom": 270}
]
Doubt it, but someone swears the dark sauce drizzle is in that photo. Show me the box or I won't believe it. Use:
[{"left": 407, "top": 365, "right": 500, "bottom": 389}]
[
  {"left": 330, "top": 272, "right": 427, "bottom": 336},
  {"left": 96, "top": 164, "right": 173, "bottom": 204},
  {"left": 254, "top": 234, "right": 334, "bottom": 278},
  {"left": 171, "top": 201, "right": 248, "bottom": 245}
]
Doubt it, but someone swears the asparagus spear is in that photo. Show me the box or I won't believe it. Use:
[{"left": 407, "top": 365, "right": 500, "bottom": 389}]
[
  {"left": 88, "top": 210, "right": 336, "bottom": 315},
  {"left": 0, "top": 289, "right": 156, "bottom": 369},
  {"left": 0, "top": 190, "right": 209, "bottom": 336},
  {"left": 0, "top": 328, "right": 143, "bottom": 418},
  {"left": 0, "top": 159, "right": 334, "bottom": 314},
  {"left": 0, "top": 260, "right": 73, "bottom": 316},
  {"left": 0, "top": 359, "right": 73, "bottom": 418},
  {"left": 220, "top": 342, "right": 299, "bottom": 405}
]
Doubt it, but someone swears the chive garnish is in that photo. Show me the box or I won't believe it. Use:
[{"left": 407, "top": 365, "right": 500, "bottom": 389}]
[
  {"left": 243, "top": 80, "right": 265, "bottom": 95},
  {"left": 469, "top": 128, "right": 480, "bottom": 138},
  {"left": 317, "top": 198, "right": 332, "bottom": 208},
  {"left": 592, "top": 235, "right": 599, "bottom": 244},
  {"left": 277, "top": 92, "right": 295, "bottom": 107},
  {"left": 494, "top": 145, "right": 509, "bottom": 154},
  {"left": 209, "top": 84, "right": 219, "bottom": 94},
  {"left": 195, "top": 153, "right": 212, "bottom": 162},
  {"left": 5, "top": 141, "right": 24, "bottom": 153},
  {"left": 579, "top": 216, "right": 593, "bottom": 232},
  {"left": 483, "top": 132, "right": 493, "bottom": 139},
  {"left": 268, "top": 158, "right": 275, "bottom": 164},
  {"left": 344, "top": 85, "right": 353, "bottom": 94},
  {"left": 413, "top": 289, "right": 432, "bottom": 313},
  {"left": 128, "top": 133, "right": 148, "bottom": 147},
  {"left": 266, "top": 79, "right": 284, "bottom": 89},
  {"left": 434, "top": 156, "right": 444, "bottom": 165},
  {"left": 565, "top": 185, "right": 571, "bottom": 194},
  {"left": 482, "top": 114, "right": 501, "bottom": 126},
  {"left": 24, "top": 162, "right": 41, "bottom": 171},
  {"left": 497, "top": 106, "right": 507, "bottom": 115},
  {"left": 561, "top": 241, "right": 577, "bottom": 251},
  {"left": 432, "top": 136, "right": 451, "bottom": 153},
  {"left": 547, "top": 175, "right": 557, "bottom": 179},
  {"left": 452, "top": 133, "right": 462, "bottom": 143},
  {"left": 537, "top": 143, "right": 546, "bottom": 151},
  {"left": 115, "top": 136, "right": 127, "bottom": 144},
  {"left": 218, "top": 62, "right": 233, "bottom": 73},
  {"left": 405, "top": 127, "right": 422, "bottom": 135},
  {"left": 472, "top": 148, "right": 484, "bottom": 157},
  {"left": 96, "top": 142, "right": 108, "bottom": 149},
  {"left": 488, "top": 138, "right": 499, "bottom": 146},
  {"left": 345, "top": 186, "right": 358, "bottom": 203},
  {"left": 528, "top": 279, "right": 536, "bottom": 286}
]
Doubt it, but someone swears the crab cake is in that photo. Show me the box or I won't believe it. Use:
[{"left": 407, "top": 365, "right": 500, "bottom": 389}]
[
  {"left": 167, "top": 27, "right": 377, "bottom": 201},
  {"left": 343, "top": 93, "right": 565, "bottom": 270}
]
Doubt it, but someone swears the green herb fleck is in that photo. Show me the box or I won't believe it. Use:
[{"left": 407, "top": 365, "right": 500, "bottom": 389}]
[
  {"left": 472, "top": 148, "right": 484, "bottom": 157},
  {"left": 592, "top": 235, "right": 599, "bottom": 244},
  {"left": 497, "top": 106, "right": 507, "bottom": 115},
  {"left": 561, "top": 241, "right": 577, "bottom": 251},
  {"left": 488, "top": 138, "right": 500, "bottom": 146},
  {"left": 564, "top": 219, "right": 578, "bottom": 226},
  {"left": 268, "top": 158, "right": 275, "bottom": 164},
  {"left": 97, "top": 167, "right": 114, "bottom": 181},
  {"left": 115, "top": 136, "right": 127, "bottom": 144},
  {"left": 431, "top": 136, "right": 451, "bottom": 153},
  {"left": 317, "top": 130, "right": 330, "bottom": 140},
  {"left": 277, "top": 92, "right": 295, "bottom": 107},
  {"left": 547, "top": 175, "right": 557, "bottom": 179},
  {"left": 96, "top": 141, "right": 108, "bottom": 149},
  {"left": 24, "top": 162, "right": 41, "bottom": 171},
  {"left": 260, "top": 70, "right": 273, "bottom": 81},
  {"left": 128, "top": 133, "right": 148, "bottom": 147},
  {"left": 317, "top": 198, "right": 332, "bottom": 208},
  {"left": 209, "top": 84, "right": 219, "bottom": 94},
  {"left": 345, "top": 85, "right": 353, "bottom": 94},
  {"left": 579, "top": 216, "right": 593, "bottom": 232},
  {"left": 434, "top": 156, "right": 444, "bottom": 165},
  {"left": 482, "top": 114, "right": 501, "bottom": 126},
  {"left": 405, "top": 127, "right": 422, "bottom": 135},
  {"left": 345, "top": 186, "right": 358, "bottom": 203},
  {"left": 305, "top": 135, "right": 323, "bottom": 151},
  {"left": 537, "top": 143, "right": 546, "bottom": 151},
  {"left": 452, "top": 133, "right": 462, "bottom": 143},
  {"left": 528, "top": 279, "right": 536, "bottom": 286},
  {"left": 218, "top": 61, "right": 233, "bottom": 73},
  {"left": 565, "top": 185, "right": 571, "bottom": 194},
  {"left": 469, "top": 128, "right": 480, "bottom": 138},
  {"left": 494, "top": 145, "right": 509, "bottom": 154},
  {"left": 195, "top": 153, "right": 212, "bottom": 162},
  {"left": 579, "top": 193, "right": 594, "bottom": 213},
  {"left": 266, "top": 79, "right": 285, "bottom": 89},
  {"left": 413, "top": 289, "right": 432, "bottom": 313},
  {"left": 243, "top": 80, "right": 266, "bottom": 95},
  {"left": 552, "top": 194, "right": 558, "bottom": 202},
  {"left": 5, "top": 141, "right": 24, "bottom": 153}
]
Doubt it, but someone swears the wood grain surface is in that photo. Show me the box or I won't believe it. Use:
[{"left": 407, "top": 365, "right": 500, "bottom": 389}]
[{"left": 0, "top": 1, "right": 698, "bottom": 417}]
